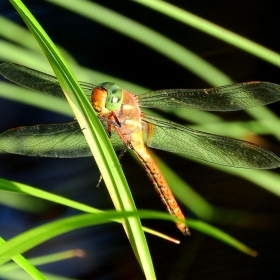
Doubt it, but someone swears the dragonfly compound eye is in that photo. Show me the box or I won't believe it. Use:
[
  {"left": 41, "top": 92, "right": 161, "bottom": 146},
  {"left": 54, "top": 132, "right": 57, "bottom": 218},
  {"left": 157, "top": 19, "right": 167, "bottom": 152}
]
[{"left": 103, "top": 83, "right": 123, "bottom": 111}]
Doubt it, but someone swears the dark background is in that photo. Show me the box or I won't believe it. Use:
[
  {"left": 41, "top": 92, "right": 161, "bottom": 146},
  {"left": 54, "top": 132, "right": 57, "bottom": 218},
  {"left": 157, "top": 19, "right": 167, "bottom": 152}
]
[{"left": 1, "top": 1, "right": 280, "bottom": 279}]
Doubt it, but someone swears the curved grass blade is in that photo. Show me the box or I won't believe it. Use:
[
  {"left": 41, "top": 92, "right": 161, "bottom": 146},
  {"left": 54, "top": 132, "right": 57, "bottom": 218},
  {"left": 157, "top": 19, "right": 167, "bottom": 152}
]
[
  {"left": 0, "top": 177, "right": 180, "bottom": 244},
  {"left": 48, "top": 0, "right": 233, "bottom": 86},
  {"left": 0, "top": 176, "right": 258, "bottom": 253},
  {"left": 137, "top": 1, "right": 280, "bottom": 68},
  {"left": 9, "top": 0, "right": 154, "bottom": 278},
  {"left": 0, "top": 82, "right": 72, "bottom": 116},
  {"left": 182, "top": 154, "right": 280, "bottom": 197},
  {"left": 0, "top": 211, "right": 165, "bottom": 267},
  {"left": 0, "top": 211, "right": 256, "bottom": 264},
  {"left": 0, "top": 250, "right": 80, "bottom": 273},
  {"left": 0, "top": 237, "right": 47, "bottom": 280},
  {"left": 187, "top": 219, "right": 257, "bottom": 257}
]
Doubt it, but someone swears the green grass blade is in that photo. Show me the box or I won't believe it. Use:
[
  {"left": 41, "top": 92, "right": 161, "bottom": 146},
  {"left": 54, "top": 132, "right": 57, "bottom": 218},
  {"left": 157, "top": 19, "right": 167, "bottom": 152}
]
[
  {"left": 48, "top": 0, "right": 232, "bottom": 86},
  {"left": 246, "top": 107, "right": 280, "bottom": 141},
  {"left": 0, "top": 211, "right": 256, "bottom": 263},
  {"left": 181, "top": 155, "right": 280, "bottom": 197},
  {"left": 0, "top": 82, "right": 72, "bottom": 116},
  {"left": 0, "top": 177, "right": 180, "bottom": 244},
  {"left": 187, "top": 219, "right": 257, "bottom": 257},
  {"left": 0, "top": 38, "right": 47, "bottom": 65},
  {"left": 0, "top": 16, "right": 42, "bottom": 53},
  {"left": 0, "top": 237, "right": 47, "bottom": 280},
  {"left": 0, "top": 15, "right": 150, "bottom": 95},
  {"left": 0, "top": 250, "right": 79, "bottom": 272},
  {"left": 0, "top": 177, "right": 101, "bottom": 213},
  {"left": 0, "top": 177, "right": 257, "bottom": 254},
  {"left": 0, "top": 271, "right": 75, "bottom": 280},
  {"left": 137, "top": 1, "right": 280, "bottom": 68},
  {"left": 9, "top": 0, "right": 154, "bottom": 278},
  {"left": 0, "top": 211, "right": 161, "bottom": 267}
]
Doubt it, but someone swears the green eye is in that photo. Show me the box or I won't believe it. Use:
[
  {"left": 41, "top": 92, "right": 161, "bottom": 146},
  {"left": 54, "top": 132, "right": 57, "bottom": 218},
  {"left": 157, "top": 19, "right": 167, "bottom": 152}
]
[{"left": 99, "top": 82, "right": 123, "bottom": 111}]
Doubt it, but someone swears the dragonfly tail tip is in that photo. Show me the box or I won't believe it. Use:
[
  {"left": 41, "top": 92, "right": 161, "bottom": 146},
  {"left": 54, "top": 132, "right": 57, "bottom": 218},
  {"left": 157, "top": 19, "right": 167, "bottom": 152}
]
[
  {"left": 177, "top": 223, "right": 191, "bottom": 236},
  {"left": 184, "top": 228, "right": 191, "bottom": 236}
]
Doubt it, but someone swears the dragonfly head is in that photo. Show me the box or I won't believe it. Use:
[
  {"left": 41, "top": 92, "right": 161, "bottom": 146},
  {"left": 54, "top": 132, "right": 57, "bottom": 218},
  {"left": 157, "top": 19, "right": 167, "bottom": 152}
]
[{"left": 92, "top": 82, "right": 123, "bottom": 112}]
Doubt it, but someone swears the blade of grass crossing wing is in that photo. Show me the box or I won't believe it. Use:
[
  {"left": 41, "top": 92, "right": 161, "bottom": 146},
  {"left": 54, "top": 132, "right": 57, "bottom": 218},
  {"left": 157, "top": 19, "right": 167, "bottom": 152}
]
[{"left": 9, "top": 0, "right": 155, "bottom": 278}]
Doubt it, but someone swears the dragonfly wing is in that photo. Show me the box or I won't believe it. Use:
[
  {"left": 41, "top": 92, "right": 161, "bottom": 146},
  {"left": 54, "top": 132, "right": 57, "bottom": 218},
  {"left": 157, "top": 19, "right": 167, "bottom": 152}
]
[
  {"left": 0, "top": 121, "right": 92, "bottom": 158},
  {"left": 142, "top": 114, "right": 280, "bottom": 169},
  {"left": 0, "top": 121, "right": 125, "bottom": 158},
  {"left": 0, "top": 63, "right": 93, "bottom": 99},
  {"left": 138, "top": 82, "right": 280, "bottom": 111}
]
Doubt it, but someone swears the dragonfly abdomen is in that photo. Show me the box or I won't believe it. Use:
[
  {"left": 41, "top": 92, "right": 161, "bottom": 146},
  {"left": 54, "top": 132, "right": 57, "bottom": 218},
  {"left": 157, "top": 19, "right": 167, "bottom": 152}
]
[
  {"left": 112, "top": 89, "right": 190, "bottom": 235},
  {"left": 132, "top": 143, "right": 190, "bottom": 236}
]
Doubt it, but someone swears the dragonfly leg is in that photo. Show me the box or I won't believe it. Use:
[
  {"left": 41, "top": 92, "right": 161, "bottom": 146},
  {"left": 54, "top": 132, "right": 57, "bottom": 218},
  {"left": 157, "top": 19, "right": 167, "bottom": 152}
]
[
  {"left": 96, "top": 174, "right": 103, "bottom": 188},
  {"left": 118, "top": 147, "right": 128, "bottom": 161},
  {"left": 98, "top": 113, "right": 121, "bottom": 128},
  {"left": 96, "top": 147, "right": 127, "bottom": 188}
]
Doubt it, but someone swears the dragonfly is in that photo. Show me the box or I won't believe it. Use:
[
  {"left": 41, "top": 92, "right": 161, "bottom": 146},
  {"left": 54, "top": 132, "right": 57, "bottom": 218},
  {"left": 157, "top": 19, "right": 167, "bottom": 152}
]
[{"left": 1, "top": 63, "right": 280, "bottom": 235}]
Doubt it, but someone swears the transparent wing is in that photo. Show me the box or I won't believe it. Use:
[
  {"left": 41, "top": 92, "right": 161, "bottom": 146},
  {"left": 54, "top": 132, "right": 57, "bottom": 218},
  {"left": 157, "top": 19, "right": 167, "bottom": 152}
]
[
  {"left": 0, "top": 62, "right": 94, "bottom": 99},
  {"left": 0, "top": 121, "right": 124, "bottom": 158},
  {"left": 142, "top": 114, "right": 280, "bottom": 169},
  {"left": 138, "top": 82, "right": 280, "bottom": 111}
]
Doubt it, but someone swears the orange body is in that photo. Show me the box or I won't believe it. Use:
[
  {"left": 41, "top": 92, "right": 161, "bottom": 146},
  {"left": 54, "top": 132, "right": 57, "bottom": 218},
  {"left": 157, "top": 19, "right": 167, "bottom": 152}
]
[{"left": 92, "top": 87, "right": 189, "bottom": 235}]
